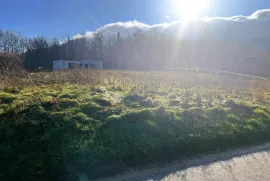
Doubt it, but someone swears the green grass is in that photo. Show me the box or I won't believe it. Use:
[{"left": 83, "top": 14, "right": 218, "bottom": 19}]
[{"left": 0, "top": 70, "right": 270, "bottom": 181}]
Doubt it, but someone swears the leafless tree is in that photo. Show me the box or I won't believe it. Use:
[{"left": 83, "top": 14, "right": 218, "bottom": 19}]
[{"left": 0, "top": 29, "right": 27, "bottom": 73}]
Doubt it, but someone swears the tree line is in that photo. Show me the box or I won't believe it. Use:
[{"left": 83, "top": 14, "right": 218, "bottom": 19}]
[
  {"left": 0, "top": 29, "right": 27, "bottom": 72},
  {"left": 0, "top": 28, "right": 269, "bottom": 76}
]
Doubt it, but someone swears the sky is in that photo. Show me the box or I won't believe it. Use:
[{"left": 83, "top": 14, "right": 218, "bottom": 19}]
[{"left": 1, "top": 0, "right": 270, "bottom": 38}]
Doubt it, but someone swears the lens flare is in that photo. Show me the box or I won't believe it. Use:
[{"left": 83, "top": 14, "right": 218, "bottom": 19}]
[{"left": 172, "top": 0, "right": 210, "bottom": 21}]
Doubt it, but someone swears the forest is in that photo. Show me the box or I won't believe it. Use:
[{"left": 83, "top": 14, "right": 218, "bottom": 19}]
[{"left": 1, "top": 28, "right": 270, "bottom": 76}]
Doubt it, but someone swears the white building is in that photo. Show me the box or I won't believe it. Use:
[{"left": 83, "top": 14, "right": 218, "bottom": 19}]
[{"left": 53, "top": 60, "right": 103, "bottom": 72}]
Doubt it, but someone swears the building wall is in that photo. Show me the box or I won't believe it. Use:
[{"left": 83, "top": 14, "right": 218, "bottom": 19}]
[
  {"left": 53, "top": 60, "right": 103, "bottom": 71},
  {"left": 53, "top": 60, "right": 63, "bottom": 71},
  {"left": 64, "top": 61, "right": 80, "bottom": 69},
  {"left": 82, "top": 60, "right": 103, "bottom": 69}
]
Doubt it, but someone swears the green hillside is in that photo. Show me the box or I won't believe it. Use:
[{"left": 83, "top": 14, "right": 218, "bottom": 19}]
[{"left": 1, "top": 70, "right": 270, "bottom": 181}]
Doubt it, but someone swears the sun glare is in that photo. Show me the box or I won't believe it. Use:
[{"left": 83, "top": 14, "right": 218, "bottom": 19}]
[{"left": 172, "top": 0, "right": 210, "bottom": 21}]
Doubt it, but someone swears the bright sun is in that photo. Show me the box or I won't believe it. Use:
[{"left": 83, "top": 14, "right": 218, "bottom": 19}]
[{"left": 172, "top": 0, "right": 210, "bottom": 21}]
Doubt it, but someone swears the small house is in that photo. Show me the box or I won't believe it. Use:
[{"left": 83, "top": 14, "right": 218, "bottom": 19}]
[{"left": 53, "top": 60, "right": 103, "bottom": 71}]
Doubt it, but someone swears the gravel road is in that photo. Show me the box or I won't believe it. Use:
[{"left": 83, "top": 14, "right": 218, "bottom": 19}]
[{"left": 94, "top": 142, "right": 270, "bottom": 181}]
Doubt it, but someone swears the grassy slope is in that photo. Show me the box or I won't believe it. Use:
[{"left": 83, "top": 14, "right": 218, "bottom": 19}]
[{"left": 0, "top": 70, "right": 270, "bottom": 180}]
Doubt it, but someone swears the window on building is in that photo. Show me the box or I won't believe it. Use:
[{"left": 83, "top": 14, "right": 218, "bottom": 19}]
[
  {"left": 68, "top": 63, "right": 76, "bottom": 69},
  {"left": 68, "top": 63, "right": 80, "bottom": 69},
  {"left": 85, "top": 64, "right": 88, "bottom": 68},
  {"left": 89, "top": 64, "right": 95, "bottom": 68}
]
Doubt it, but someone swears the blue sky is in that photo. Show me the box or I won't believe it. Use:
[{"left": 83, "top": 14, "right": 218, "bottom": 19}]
[{"left": 1, "top": 0, "right": 270, "bottom": 38}]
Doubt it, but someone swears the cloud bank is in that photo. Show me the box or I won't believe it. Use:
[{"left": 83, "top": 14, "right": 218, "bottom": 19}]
[{"left": 73, "top": 9, "right": 270, "bottom": 47}]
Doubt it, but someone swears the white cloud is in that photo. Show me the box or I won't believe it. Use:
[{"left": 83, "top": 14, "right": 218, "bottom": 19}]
[
  {"left": 73, "top": 9, "right": 270, "bottom": 47},
  {"left": 72, "top": 33, "right": 84, "bottom": 39}
]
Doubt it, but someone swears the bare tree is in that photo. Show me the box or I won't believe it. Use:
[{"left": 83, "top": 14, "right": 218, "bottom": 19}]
[{"left": 0, "top": 29, "right": 26, "bottom": 72}]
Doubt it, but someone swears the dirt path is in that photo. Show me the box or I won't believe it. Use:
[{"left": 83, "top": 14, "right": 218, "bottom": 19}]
[{"left": 94, "top": 142, "right": 270, "bottom": 181}]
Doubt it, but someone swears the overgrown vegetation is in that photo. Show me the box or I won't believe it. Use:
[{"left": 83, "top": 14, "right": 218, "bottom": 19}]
[{"left": 1, "top": 69, "right": 270, "bottom": 181}]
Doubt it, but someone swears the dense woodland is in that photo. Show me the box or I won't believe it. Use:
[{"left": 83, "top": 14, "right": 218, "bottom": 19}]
[{"left": 0, "top": 28, "right": 270, "bottom": 76}]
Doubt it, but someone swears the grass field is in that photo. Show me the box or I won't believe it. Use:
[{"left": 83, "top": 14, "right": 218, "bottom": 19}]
[{"left": 1, "top": 69, "right": 270, "bottom": 181}]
